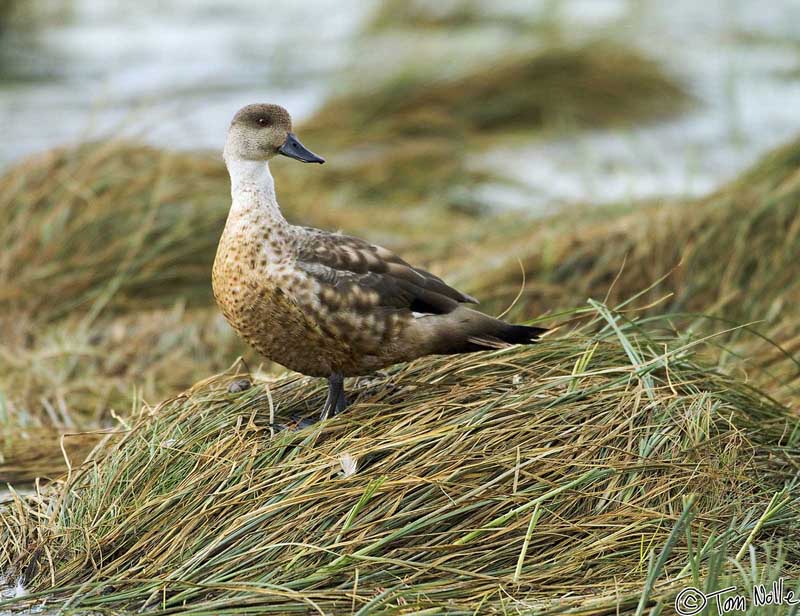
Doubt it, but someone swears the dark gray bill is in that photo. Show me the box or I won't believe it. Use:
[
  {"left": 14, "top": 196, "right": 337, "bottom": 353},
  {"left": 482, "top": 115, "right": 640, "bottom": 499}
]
[{"left": 278, "top": 132, "right": 325, "bottom": 164}]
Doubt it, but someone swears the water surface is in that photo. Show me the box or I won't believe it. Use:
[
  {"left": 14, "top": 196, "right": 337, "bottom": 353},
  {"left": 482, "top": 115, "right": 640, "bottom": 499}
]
[{"left": 2, "top": 0, "right": 799, "bottom": 208}]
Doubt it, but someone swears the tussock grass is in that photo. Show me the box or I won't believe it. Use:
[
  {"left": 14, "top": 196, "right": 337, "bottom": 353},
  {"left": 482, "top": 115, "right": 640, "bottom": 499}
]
[
  {"left": 0, "top": 142, "right": 229, "bottom": 320},
  {"left": 0, "top": 137, "right": 482, "bottom": 477},
  {"left": 2, "top": 135, "right": 800, "bottom": 479},
  {"left": 365, "top": 0, "right": 563, "bottom": 36},
  {"left": 0, "top": 140, "right": 482, "bottom": 325},
  {"left": 303, "top": 43, "right": 688, "bottom": 145},
  {"left": 473, "top": 138, "right": 800, "bottom": 321},
  {"left": 0, "top": 306, "right": 250, "bottom": 482},
  {"left": 0, "top": 426, "right": 105, "bottom": 484},
  {"left": 367, "top": 0, "right": 490, "bottom": 31},
  {"left": 1, "top": 309, "right": 798, "bottom": 613},
  {"left": 298, "top": 43, "right": 688, "bottom": 210},
  {"left": 0, "top": 140, "right": 247, "bottom": 477},
  {"left": 0, "top": 306, "right": 243, "bottom": 423},
  {"left": 472, "top": 141, "right": 800, "bottom": 323},
  {"left": 0, "top": 23, "right": 795, "bottom": 613},
  {"left": 457, "top": 138, "right": 800, "bottom": 396}
]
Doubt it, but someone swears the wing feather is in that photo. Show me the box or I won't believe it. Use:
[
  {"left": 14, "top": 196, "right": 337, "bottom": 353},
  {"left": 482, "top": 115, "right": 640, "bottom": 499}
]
[{"left": 295, "top": 229, "right": 476, "bottom": 315}]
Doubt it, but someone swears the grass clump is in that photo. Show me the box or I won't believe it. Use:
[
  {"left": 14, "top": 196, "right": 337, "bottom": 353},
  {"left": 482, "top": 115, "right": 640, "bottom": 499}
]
[
  {"left": 1, "top": 309, "right": 797, "bottom": 613},
  {"left": 0, "top": 138, "right": 480, "bottom": 467},
  {"left": 473, "top": 139, "right": 800, "bottom": 323},
  {"left": 303, "top": 43, "right": 688, "bottom": 144},
  {"left": 0, "top": 142, "right": 229, "bottom": 321},
  {"left": 0, "top": 139, "right": 484, "bottom": 324},
  {"left": 365, "top": 0, "right": 564, "bottom": 35},
  {"left": 458, "top": 138, "right": 800, "bottom": 396},
  {"left": 367, "top": 0, "right": 489, "bottom": 31},
  {"left": 0, "top": 306, "right": 252, "bottom": 482},
  {"left": 294, "top": 42, "right": 688, "bottom": 212},
  {"left": 3, "top": 135, "right": 799, "bottom": 477},
  {"left": 0, "top": 426, "right": 106, "bottom": 484}
]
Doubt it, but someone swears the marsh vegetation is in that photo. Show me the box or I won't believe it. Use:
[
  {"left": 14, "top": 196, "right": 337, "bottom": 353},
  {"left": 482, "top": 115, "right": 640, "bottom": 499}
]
[{"left": 1, "top": 1, "right": 799, "bottom": 614}]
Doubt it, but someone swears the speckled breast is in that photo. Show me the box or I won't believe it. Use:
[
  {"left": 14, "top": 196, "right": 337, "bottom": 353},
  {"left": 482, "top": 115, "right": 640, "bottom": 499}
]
[{"left": 212, "top": 245, "right": 334, "bottom": 376}]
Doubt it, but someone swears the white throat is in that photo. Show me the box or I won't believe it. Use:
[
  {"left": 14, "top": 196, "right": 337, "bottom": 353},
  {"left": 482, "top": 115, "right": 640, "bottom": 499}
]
[
  {"left": 224, "top": 157, "right": 276, "bottom": 200},
  {"left": 223, "top": 156, "right": 289, "bottom": 232}
]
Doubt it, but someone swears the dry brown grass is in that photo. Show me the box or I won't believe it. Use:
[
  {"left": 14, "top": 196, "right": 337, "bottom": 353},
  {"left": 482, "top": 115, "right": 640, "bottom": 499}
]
[
  {"left": 0, "top": 137, "right": 485, "bottom": 481},
  {"left": 1, "top": 311, "right": 797, "bottom": 613},
  {"left": 367, "top": 0, "right": 489, "bottom": 31},
  {"left": 0, "top": 142, "right": 229, "bottom": 320},
  {"left": 0, "top": 427, "right": 106, "bottom": 484},
  {"left": 0, "top": 140, "right": 486, "bottom": 324},
  {"left": 469, "top": 140, "right": 800, "bottom": 321},
  {"left": 449, "top": 139, "right": 800, "bottom": 399},
  {"left": 295, "top": 42, "right": 689, "bottom": 217},
  {"left": 2, "top": 135, "right": 799, "bottom": 482},
  {"left": 0, "top": 306, "right": 253, "bottom": 482},
  {"left": 304, "top": 44, "right": 688, "bottom": 145}
]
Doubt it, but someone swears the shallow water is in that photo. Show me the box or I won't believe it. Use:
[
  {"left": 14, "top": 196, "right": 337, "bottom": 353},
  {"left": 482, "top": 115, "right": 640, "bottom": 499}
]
[
  {"left": 1, "top": 0, "right": 800, "bottom": 208},
  {"left": 480, "top": 0, "right": 800, "bottom": 209},
  {"left": 0, "top": 0, "right": 365, "bottom": 162}
]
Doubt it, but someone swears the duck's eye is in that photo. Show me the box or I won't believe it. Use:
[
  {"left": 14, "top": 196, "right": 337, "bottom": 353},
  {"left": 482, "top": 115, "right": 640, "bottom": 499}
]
[{"left": 257, "top": 117, "right": 269, "bottom": 127}]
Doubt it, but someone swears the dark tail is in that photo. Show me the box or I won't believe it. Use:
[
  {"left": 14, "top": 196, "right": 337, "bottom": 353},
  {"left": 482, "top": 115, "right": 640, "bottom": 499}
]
[
  {"left": 460, "top": 322, "right": 546, "bottom": 352},
  {"left": 433, "top": 307, "right": 547, "bottom": 354},
  {"left": 496, "top": 323, "right": 547, "bottom": 345}
]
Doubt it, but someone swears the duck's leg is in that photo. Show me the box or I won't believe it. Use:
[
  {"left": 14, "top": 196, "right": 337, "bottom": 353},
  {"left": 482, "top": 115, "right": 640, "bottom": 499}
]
[
  {"left": 320, "top": 373, "right": 348, "bottom": 421},
  {"left": 333, "top": 374, "right": 349, "bottom": 415}
]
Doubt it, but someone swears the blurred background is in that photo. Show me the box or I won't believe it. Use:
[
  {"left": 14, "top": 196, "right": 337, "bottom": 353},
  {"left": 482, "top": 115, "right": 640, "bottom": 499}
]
[
  {"left": 3, "top": 0, "right": 800, "bottom": 207},
  {"left": 1, "top": 0, "right": 799, "bottom": 484}
]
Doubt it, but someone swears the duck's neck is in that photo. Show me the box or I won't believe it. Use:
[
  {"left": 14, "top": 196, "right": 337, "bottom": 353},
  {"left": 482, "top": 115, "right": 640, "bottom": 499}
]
[{"left": 224, "top": 157, "right": 287, "bottom": 227}]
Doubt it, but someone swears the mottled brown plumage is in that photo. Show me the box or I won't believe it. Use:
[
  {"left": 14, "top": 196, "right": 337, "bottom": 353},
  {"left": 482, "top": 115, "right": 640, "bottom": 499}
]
[{"left": 212, "top": 104, "right": 545, "bottom": 419}]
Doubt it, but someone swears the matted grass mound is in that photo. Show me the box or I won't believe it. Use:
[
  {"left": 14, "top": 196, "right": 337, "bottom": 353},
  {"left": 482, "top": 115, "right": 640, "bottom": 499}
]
[
  {"left": 456, "top": 138, "right": 800, "bottom": 397},
  {"left": 471, "top": 138, "right": 800, "bottom": 330},
  {"left": 0, "top": 306, "right": 251, "bottom": 483},
  {"left": 0, "top": 137, "right": 485, "bottom": 465},
  {"left": 2, "top": 312, "right": 798, "bottom": 614},
  {"left": 303, "top": 43, "right": 688, "bottom": 144},
  {"left": 0, "top": 142, "right": 229, "bottom": 321},
  {"left": 366, "top": 0, "right": 495, "bottom": 32},
  {"left": 298, "top": 43, "right": 688, "bottom": 209},
  {"left": 2, "top": 137, "right": 799, "bottom": 482}
]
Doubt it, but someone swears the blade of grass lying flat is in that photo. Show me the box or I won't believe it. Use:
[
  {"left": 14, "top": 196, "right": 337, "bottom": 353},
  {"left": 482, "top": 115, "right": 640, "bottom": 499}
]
[
  {"left": 635, "top": 494, "right": 697, "bottom": 616},
  {"left": 735, "top": 488, "right": 793, "bottom": 560},
  {"left": 454, "top": 468, "right": 612, "bottom": 545},
  {"left": 513, "top": 503, "right": 542, "bottom": 584},
  {"left": 335, "top": 476, "right": 387, "bottom": 545}
]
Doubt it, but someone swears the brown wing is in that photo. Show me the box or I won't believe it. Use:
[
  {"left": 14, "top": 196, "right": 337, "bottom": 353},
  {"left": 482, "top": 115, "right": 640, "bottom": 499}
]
[{"left": 295, "top": 229, "right": 477, "bottom": 315}]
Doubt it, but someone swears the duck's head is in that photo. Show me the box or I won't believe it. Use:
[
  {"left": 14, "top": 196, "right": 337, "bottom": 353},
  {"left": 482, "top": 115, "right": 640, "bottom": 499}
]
[{"left": 223, "top": 103, "right": 325, "bottom": 164}]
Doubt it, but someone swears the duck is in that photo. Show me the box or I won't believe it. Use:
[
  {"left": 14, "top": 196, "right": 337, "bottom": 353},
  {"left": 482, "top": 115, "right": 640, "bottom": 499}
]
[{"left": 212, "top": 103, "right": 546, "bottom": 421}]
